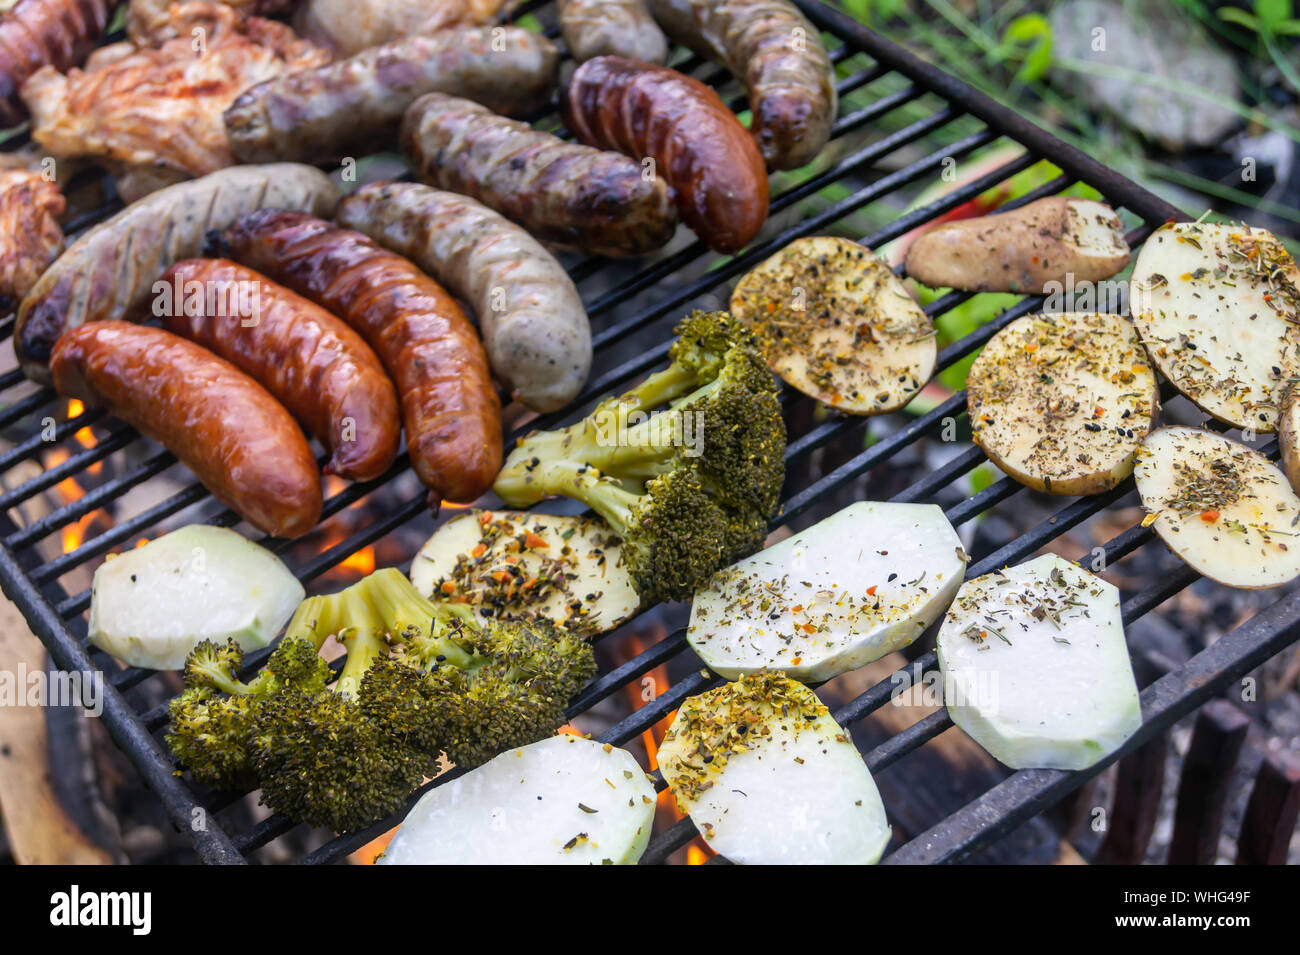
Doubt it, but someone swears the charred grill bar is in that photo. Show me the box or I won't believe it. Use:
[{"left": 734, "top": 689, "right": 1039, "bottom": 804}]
[{"left": 1, "top": 0, "right": 1294, "bottom": 865}]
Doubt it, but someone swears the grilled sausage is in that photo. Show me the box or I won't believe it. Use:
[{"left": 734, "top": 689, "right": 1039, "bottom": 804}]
[
  {"left": 292, "top": 0, "right": 518, "bottom": 58},
  {"left": 401, "top": 93, "right": 676, "bottom": 257},
  {"left": 562, "top": 56, "right": 768, "bottom": 254},
  {"left": 224, "top": 26, "right": 559, "bottom": 164},
  {"left": 216, "top": 211, "right": 502, "bottom": 504},
  {"left": 0, "top": 0, "right": 113, "bottom": 128},
  {"left": 558, "top": 0, "right": 668, "bottom": 64},
  {"left": 15, "top": 163, "right": 339, "bottom": 384},
  {"left": 157, "top": 258, "right": 401, "bottom": 482},
  {"left": 648, "top": 0, "right": 836, "bottom": 170},
  {"left": 0, "top": 169, "right": 64, "bottom": 314},
  {"left": 50, "top": 322, "right": 323, "bottom": 538},
  {"left": 336, "top": 182, "right": 591, "bottom": 413}
]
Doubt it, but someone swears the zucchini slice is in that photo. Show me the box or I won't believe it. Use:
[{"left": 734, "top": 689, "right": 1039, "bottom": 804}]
[
  {"left": 688, "top": 501, "right": 966, "bottom": 681},
  {"left": 966, "top": 312, "right": 1158, "bottom": 495},
  {"left": 936, "top": 554, "right": 1142, "bottom": 770},
  {"left": 730, "top": 236, "right": 937, "bottom": 415},
  {"left": 410, "top": 509, "right": 640, "bottom": 635},
  {"left": 379, "top": 735, "right": 656, "bottom": 865},
  {"left": 1129, "top": 222, "right": 1300, "bottom": 432},
  {"left": 658, "top": 673, "right": 891, "bottom": 865},
  {"left": 1134, "top": 426, "right": 1300, "bottom": 588}
]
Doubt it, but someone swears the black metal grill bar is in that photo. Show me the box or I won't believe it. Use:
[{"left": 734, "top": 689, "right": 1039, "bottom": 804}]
[
  {"left": 0, "top": 423, "right": 138, "bottom": 513},
  {"left": 0, "top": 405, "right": 106, "bottom": 472}
]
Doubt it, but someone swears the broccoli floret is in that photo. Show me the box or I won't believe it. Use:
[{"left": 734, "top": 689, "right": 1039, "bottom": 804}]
[
  {"left": 493, "top": 311, "right": 786, "bottom": 601},
  {"left": 166, "top": 569, "right": 596, "bottom": 832}
]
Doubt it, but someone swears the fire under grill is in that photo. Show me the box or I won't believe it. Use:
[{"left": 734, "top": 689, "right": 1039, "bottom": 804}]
[{"left": 1, "top": 0, "right": 1297, "bottom": 865}]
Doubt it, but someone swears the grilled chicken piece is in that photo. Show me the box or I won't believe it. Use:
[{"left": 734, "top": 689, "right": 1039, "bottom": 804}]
[
  {"left": 0, "top": 169, "right": 65, "bottom": 314},
  {"left": 21, "top": 2, "right": 327, "bottom": 199},
  {"left": 292, "top": 0, "right": 519, "bottom": 57},
  {"left": 126, "top": 0, "right": 301, "bottom": 44}
]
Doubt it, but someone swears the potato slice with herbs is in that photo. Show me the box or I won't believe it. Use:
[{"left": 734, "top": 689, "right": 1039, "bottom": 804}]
[
  {"left": 730, "top": 236, "right": 936, "bottom": 415},
  {"left": 688, "top": 501, "right": 966, "bottom": 681},
  {"left": 966, "top": 312, "right": 1158, "bottom": 495},
  {"left": 904, "top": 196, "right": 1130, "bottom": 293},
  {"left": 410, "top": 509, "right": 639, "bottom": 635},
  {"left": 937, "top": 554, "right": 1141, "bottom": 770},
  {"left": 1129, "top": 221, "right": 1300, "bottom": 432},
  {"left": 379, "top": 735, "right": 656, "bottom": 865},
  {"left": 1134, "top": 426, "right": 1300, "bottom": 588},
  {"left": 658, "top": 673, "right": 891, "bottom": 865}
]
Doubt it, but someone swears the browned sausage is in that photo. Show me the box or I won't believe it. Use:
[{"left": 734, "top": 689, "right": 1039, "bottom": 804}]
[
  {"left": 648, "top": 0, "right": 837, "bottom": 170},
  {"left": 156, "top": 258, "right": 401, "bottom": 482},
  {"left": 561, "top": 56, "right": 768, "bottom": 254},
  {"left": 215, "top": 211, "right": 502, "bottom": 504},
  {"left": 224, "top": 26, "right": 559, "bottom": 164},
  {"left": 401, "top": 92, "right": 676, "bottom": 257},
  {"left": 0, "top": 0, "right": 113, "bottom": 128},
  {"left": 50, "top": 322, "right": 323, "bottom": 538},
  {"left": 558, "top": 0, "right": 667, "bottom": 64}
]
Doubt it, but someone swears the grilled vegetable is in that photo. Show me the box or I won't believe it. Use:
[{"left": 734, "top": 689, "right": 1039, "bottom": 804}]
[
  {"left": 966, "top": 312, "right": 1159, "bottom": 495},
  {"left": 730, "top": 236, "right": 936, "bottom": 414},
  {"left": 1129, "top": 221, "right": 1300, "bottom": 433},
  {"left": 379, "top": 735, "right": 656, "bottom": 865},
  {"left": 493, "top": 310, "right": 786, "bottom": 605},
  {"left": 1279, "top": 386, "right": 1300, "bottom": 496},
  {"left": 689, "top": 501, "right": 966, "bottom": 681},
  {"left": 1134, "top": 426, "right": 1300, "bottom": 589},
  {"left": 166, "top": 568, "right": 597, "bottom": 831},
  {"left": 88, "top": 525, "right": 304, "bottom": 671},
  {"left": 658, "top": 673, "right": 891, "bottom": 864},
  {"left": 411, "top": 510, "right": 640, "bottom": 636},
  {"left": 905, "top": 197, "right": 1130, "bottom": 294},
  {"left": 936, "top": 554, "right": 1141, "bottom": 770}
]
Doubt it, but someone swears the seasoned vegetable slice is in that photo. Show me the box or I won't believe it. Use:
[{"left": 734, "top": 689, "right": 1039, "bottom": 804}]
[
  {"left": 379, "top": 735, "right": 656, "bottom": 865},
  {"left": 688, "top": 501, "right": 966, "bottom": 681},
  {"left": 966, "top": 312, "right": 1158, "bottom": 495},
  {"left": 1135, "top": 426, "right": 1300, "bottom": 588},
  {"left": 88, "top": 524, "right": 304, "bottom": 670},
  {"left": 658, "top": 673, "right": 891, "bottom": 865},
  {"left": 936, "top": 554, "right": 1141, "bottom": 770},
  {"left": 1129, "top": 221, "right": 1300, "bottom": 432},
  {"left": 410, "top": 509, "right": 639, "bottom": 635},
  {"left": 730, "top": 236, "right": 936, "bottom": 414}
]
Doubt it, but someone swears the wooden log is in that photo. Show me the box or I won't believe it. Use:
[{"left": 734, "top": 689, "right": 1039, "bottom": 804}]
[
  {"left": 1167, "top": 699, "right": 1250, "bottom": 865},
  {"left": 1235, "top": 749, "right": 1300, "bottom": 866}
]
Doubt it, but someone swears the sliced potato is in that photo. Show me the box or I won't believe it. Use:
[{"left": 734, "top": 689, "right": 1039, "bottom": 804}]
[
  {"left": 904, "top": 196, "right": 1130, "bottom": 293},
  {"left": 410, "top": 509, "right": 640, "bottom": 635},
  {"left": 88, "top": 524, "right": 304, "bottom": 670},
  {"left": 730, "top": 235, "right": 936, "bottom": 415},
  {"left": 1134, "top": 426, "right": 1300, "bottom": 588},
  {"left": 1129, "top": 221, "right": 1300, "bottom": 432},
  {"left": 966, "top": 312, "right": 1159, "bottom": 495},
  {"left": 658, "top": 673, "right": 891, "bottom": 865},
  {"left": 936, "top": 554, "right": 1141, "bottom": 770},
  {"left": 378, "top": 735, "right": 656, "bottom": 865},
  {"left": 688, "top": 501, "right": 966, "bottom": 681}
]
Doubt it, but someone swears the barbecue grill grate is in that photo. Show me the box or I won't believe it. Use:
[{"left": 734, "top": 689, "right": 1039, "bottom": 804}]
[{"left": 1, "top": 0, "right": 1297, "bottom": 865}]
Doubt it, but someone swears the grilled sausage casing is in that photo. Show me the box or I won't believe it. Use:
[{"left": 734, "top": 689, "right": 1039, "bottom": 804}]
[
  {"left": 225, "top": 26, "right": 559, "bottom": 164},
  {"left": 648, "top": 0, "right": 837, "bottom": 170},
  {"left": 336, "top": 182, "right": 592, "bottom": 413},
  {"left": 15, "top": 163, "right": 339, "bottom": 384},
  {"left": 217, "top": 211, "right": 502, "bottom": 504},
  {"left": 562, "top": 56, "right": 768, "bottom": 254},
  {"left": 50, "top": 322, "right": 323, "bottom": 538},
  {"left": 158, "top": 258, "right": 401, "bottom": 482},
  {"left": 558, "top": 0, "right": 667, "bottom": 64},
  {"left": 0, "top": 0, "right": 113, "bottom": 127},
  {"left": 401, "top": 92, "right": 676, "bottom": 257}
]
